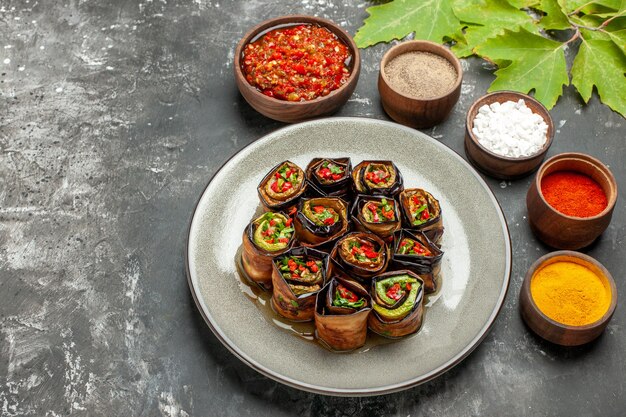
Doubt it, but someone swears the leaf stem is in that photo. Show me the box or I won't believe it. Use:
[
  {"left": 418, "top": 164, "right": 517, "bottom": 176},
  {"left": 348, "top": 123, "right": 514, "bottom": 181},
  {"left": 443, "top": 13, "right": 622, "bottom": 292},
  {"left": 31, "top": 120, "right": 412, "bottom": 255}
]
[
  {"left": 564, "top": 27, "right": 581, "bottom": 45},
  {"left": 567, "top": 1, "right": 595, "bottom": 17},
  {"left": 600, "top": 9, "right": 626, "bottom": 28}
]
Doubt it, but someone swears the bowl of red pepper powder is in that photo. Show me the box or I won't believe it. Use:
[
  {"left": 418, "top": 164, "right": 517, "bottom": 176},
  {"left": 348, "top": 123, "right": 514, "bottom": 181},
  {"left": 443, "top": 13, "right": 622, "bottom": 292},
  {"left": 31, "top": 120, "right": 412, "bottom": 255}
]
[
  {"left": 234, "top": 15, "right": 360, "bottom": 123},
  {"left": 526, "top": 152, "right": 618, "bottom": 250}
]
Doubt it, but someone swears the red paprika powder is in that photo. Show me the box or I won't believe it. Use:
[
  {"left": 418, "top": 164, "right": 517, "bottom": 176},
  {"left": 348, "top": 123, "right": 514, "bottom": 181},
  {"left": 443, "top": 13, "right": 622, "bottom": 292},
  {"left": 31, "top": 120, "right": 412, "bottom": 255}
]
[{"left": 541, "top": 171, "right": 607, "bottom": 217}]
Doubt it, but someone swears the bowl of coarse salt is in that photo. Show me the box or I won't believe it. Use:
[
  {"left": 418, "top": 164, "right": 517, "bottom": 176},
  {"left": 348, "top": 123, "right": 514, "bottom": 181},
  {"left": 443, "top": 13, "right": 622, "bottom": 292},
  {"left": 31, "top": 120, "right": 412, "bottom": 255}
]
[{"left": 464, "top": 91, "right": 554, "bottom": 180}]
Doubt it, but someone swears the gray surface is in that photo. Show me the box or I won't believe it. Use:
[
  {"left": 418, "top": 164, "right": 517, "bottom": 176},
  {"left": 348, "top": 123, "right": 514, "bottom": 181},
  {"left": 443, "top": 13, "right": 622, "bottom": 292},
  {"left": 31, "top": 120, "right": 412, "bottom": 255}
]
[
  {"left": 187, "top": 118, "right": 510, "bottom": 395},
  {"left": 0, "top": 0, "right": 623, "bottom": 416}
]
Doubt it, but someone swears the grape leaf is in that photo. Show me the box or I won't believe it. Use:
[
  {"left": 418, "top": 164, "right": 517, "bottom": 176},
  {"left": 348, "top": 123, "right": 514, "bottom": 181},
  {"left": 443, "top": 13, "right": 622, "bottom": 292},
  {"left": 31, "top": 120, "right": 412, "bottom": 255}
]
[
  {"left": 506, "top": 0, "right": 541, "bottom": 8},
  {"left": 354, "top": 0, "right": 460, "bottom": 47},
  {"left": 451, "top": 0, "right": 540, "bottom": 57},
  {"left": 571, "top": 37, "right": 626, "bottom": 117},
  {"left": 537, "top": 0, "right": 571, "bottom": 30},
  {"left": 571, "top": 14, "right": 626, "bottom": 54},
  {"left": 475, "top": 28, "right": 569, "bottom": 108},
  {"left": 560, "top": 0, "right": 623, "bottom": 13}
]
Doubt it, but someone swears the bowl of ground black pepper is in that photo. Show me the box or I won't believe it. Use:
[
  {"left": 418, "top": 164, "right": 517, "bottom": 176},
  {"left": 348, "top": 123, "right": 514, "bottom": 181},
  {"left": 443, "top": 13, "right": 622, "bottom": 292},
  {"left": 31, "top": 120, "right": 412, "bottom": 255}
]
[
  {"left": 378, "top": 40, "right": 463, "bottom": 129},
  {"left": 526, "top": 152, "right": 618, "bottom": 250},
  {"left": 519, "top": 251, "right": 617, "bottom": 346}
]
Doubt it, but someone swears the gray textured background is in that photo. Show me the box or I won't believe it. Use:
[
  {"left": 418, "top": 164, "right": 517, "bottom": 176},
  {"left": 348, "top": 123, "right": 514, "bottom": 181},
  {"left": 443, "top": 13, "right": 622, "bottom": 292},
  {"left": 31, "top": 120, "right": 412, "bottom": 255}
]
[{"left": 0, "top": 1, "right": 624, "bottom": 416}]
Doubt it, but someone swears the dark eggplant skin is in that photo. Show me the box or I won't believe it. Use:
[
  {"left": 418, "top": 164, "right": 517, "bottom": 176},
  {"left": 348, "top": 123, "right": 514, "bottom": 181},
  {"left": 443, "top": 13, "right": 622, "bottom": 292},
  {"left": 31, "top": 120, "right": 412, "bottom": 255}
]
[
  {"left": 330, "top": 232, "right": 389, "bottom": 281},
  {"left": 258, "top": 160, "right": 307, "bottom": 213},
  {"left": 271, "top": 247, "right": 330, "bottom": 322},
  {"left": 305, "top": 158, "right": 352, "bottom": 199},
  {"left": 391, "top": 229, "right": 444, "bottom": 294},
  {"left": 398, "top": 188, "right": 444, "bottom": 245},
  {"left": 314, "top": 277, "right": 372, "bottom": 351},
  {"left": 241, "top": 211, "right": 296, "bottom": 290},
  {"left": 351, "top": 195, "right": 401, "bottom": 242},
  {"left": 294, "top": 197, "right": 349, "bottom": 249},
  {"left": 367, "top": 270, "right": 424, "bottom": 339},
  {"left": 351, "top": 160, "right": 404, "bottom": 197}
]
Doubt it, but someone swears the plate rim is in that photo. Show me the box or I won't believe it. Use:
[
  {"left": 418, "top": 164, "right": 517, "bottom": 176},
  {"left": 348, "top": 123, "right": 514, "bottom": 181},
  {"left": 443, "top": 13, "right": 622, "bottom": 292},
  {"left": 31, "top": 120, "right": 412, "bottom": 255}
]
[{"left": 185, "top": 117, "right": 512, "bottom": 396}]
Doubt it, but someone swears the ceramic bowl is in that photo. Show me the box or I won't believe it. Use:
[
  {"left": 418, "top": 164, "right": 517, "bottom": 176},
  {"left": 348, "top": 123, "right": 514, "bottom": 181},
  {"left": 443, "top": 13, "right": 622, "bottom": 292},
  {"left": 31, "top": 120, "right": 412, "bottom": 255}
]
[
  {"left": 519, "top": 251, "right": 617, "bottom": 346},
  {"left": 378, "top": 40, "right": 462, "bottom": 129},
  {"left": 464, "top": 91, "right": 554, "bottom": 180},
  {"left": 526, "top": 152, "right": 617, "bottom": 250},
  {"left": 234, "top": 15, "right": 361, "bottom": 123}
]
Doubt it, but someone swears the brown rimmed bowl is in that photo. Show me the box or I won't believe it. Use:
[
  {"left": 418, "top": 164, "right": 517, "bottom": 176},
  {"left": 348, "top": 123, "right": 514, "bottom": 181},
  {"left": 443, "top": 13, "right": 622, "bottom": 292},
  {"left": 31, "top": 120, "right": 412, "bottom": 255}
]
[
  {"left": 526, "top": 152, "right": 618, "bottom": 250},
  {"left": 464, "top": 91, "right": 554, "bottom": 180},
  {"left": 234, "top": 15, "right": 361, "bottom": 123},
  {"left": 519, "top": 251, "right": 617, "bottom": 346},
  {"left": 378, "top": 40, "right": 463, "bottom": 129}
]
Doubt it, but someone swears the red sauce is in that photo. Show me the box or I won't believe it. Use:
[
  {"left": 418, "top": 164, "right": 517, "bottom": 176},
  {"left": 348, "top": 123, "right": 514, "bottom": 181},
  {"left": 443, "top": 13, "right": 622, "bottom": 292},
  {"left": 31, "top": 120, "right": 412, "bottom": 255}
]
[{"left": 242, "top": 24, "right": 351, "bottom": 101}]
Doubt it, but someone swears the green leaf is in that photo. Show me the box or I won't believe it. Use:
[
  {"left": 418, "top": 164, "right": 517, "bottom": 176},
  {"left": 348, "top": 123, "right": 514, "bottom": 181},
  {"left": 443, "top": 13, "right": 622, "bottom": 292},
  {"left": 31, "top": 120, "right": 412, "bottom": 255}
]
[
  {"left": 506, "top": 0, "right": 541, "bottom": 8},
  {"left": 451, "top": 0, "right": 540, "bottom": 57},
  {"left": 354, "top": 0, "right": 460, "bottom": 47},
  {"left": 571, "top": 37, "right": 626, "bottom": 117},
  {"left": 475, "top": 28, "right": 569, "bottom": 108},
  {"left": 537, "top": 0, "right": 572, "bottom": 30},
  {"left": 561, "top": 0, "right": 623, "bottom": 14},
  {"left": 290, "top": 299, "right": 299, "bottom": 308}
]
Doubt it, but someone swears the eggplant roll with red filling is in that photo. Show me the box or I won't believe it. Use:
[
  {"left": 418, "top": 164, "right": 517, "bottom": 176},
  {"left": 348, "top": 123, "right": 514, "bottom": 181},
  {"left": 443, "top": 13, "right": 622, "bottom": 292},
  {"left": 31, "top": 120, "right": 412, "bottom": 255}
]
[
  {"left": 271, "top": 247, "right": 329, "bottom": 322},
  {"left": 391, "top": 229, "right": 444, "bottom": 293},
  {"left": 241, "top": 211, "right": 295, "bottom": 289},
  {"left": 351, "top": 195, "right": 401, "bottom": 242},
  {"left": 398, "top": 188, "right": 443, "bottom": 244},
  {"left": 368, "top": 270, "right": 424, "bottom": 338},
  {"left": 351, "top": 160, "right": 404, "bottom": 197},
  {"left": 306, "top": 157, "right": 352, "bottom": 198},
  {"left": 258, "top": 160, "right": 307, "bottom": 213},
  {"left": 294, "top": 197, "right": 349, "bottom": 248},
  {"left": 314, "top": 277, "right": 371, "bottom": 351},
  {"left": 330, "top": 232, "right": 389, "bottom": 280}
]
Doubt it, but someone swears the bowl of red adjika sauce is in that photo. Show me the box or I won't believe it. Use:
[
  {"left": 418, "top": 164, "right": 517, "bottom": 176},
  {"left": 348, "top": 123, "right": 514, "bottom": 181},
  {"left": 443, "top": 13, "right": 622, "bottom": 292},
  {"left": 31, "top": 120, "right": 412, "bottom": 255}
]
[
  {"left": 526, "top": 152, "right": 618, "bottom": 250},
  {"left": 378, "top": 40, "right": 463, "bottom": 129},
  {"left": 234, "top": 15, "right": 360, "bottom": 123}
]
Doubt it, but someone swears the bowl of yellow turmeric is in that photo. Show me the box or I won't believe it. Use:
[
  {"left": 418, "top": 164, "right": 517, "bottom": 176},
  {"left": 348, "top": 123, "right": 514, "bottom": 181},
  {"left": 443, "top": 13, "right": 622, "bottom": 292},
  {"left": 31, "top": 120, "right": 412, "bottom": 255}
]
[{"left": 519, "top": 251, "right": 617, "bottom": 346}]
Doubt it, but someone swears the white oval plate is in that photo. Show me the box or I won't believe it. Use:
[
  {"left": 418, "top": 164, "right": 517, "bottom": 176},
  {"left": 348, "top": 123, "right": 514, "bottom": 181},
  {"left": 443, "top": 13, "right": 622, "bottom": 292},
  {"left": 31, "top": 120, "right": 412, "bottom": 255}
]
[{"left": 186, "top": 117, "right": 511, "bottom": 396}]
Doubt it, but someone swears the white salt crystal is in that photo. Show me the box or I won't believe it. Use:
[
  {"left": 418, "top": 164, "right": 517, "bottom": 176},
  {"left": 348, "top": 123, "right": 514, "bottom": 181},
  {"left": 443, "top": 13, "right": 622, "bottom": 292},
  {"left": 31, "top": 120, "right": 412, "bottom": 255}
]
[{"left": 472, "top": 99, "right": 548, "bottom": 158}]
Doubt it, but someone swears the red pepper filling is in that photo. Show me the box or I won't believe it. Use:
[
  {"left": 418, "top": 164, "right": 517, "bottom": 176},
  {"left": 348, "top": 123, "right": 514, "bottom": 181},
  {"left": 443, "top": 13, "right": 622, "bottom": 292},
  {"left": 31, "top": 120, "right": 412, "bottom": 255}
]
[
  {"left": 365, "top": 169, "right": 390, "bottom": 185},
  {"left": 347, "top": 239, "right": 380, "bottom": 262},
  {"left": 242, "top": 24, "right": 351, "bottom": 101},
  {"left": 364, "top": 198, "right": 395, "bottom": 223},
  {"left": 397, "top": 238, "right": 432, "bottom": 256},
  {"left": 315, "top": 160, "right": 345, "bottom": 183},
  {"left": 410, "top": 195, "right": 431, "bottom": 226},
  {"left": 386, "top": 283, "right": 403, "bottom": 301},
  {"left": 278, "top": 256, "right": 323, "bottom": 281},
  {"left": 269, "top": 164, "right": 299, "bottom": 194},
  {"left": 337, "top": 284, "right": 358, "bottom": 302}
]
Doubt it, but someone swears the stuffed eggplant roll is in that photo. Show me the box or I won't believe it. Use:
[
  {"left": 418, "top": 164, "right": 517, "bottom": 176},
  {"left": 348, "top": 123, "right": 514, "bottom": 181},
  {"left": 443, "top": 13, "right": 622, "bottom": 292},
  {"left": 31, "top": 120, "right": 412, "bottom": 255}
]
[
  {"left": 331, "top": 232, "right": 389, "bottom": 280},
  {"left": 294, "top": 197, "right": 349, "bottom": 248},
  {"left": 258, "top": 161, "right": 307, "bottom": 213},
  {"left": 391, "top": 229, "right": 444, "bottom": 293},
  {"left": 351, "top": 196, "right": 401, "bottom": 242},
  {"left": 314, "top": 277, "right": 371, "bottom": 351},
  {"left": 306, "top": 158, "right": 352, "bottom": 198},
  {"left": 241, "top": 211, "right": 296, "bottom": 289},
  {"left": 271, "top": 247, "right": 329, "bottom": 322},
  {"left": 351, "top": 160, "right": 404, "bottom": 197},
  {"left": 368, "top": 270, "right": 424, "bottom": 338},
  {"left": 399, "top": 188, "right": 444, "bottom": 244}
]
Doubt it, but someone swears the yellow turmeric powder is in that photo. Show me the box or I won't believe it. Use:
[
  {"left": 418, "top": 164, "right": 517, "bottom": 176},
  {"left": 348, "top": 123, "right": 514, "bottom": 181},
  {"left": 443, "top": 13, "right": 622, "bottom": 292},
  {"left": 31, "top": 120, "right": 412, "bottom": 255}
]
[{"left": 531, "top": 260, "right": 610, "bottom": 326}]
